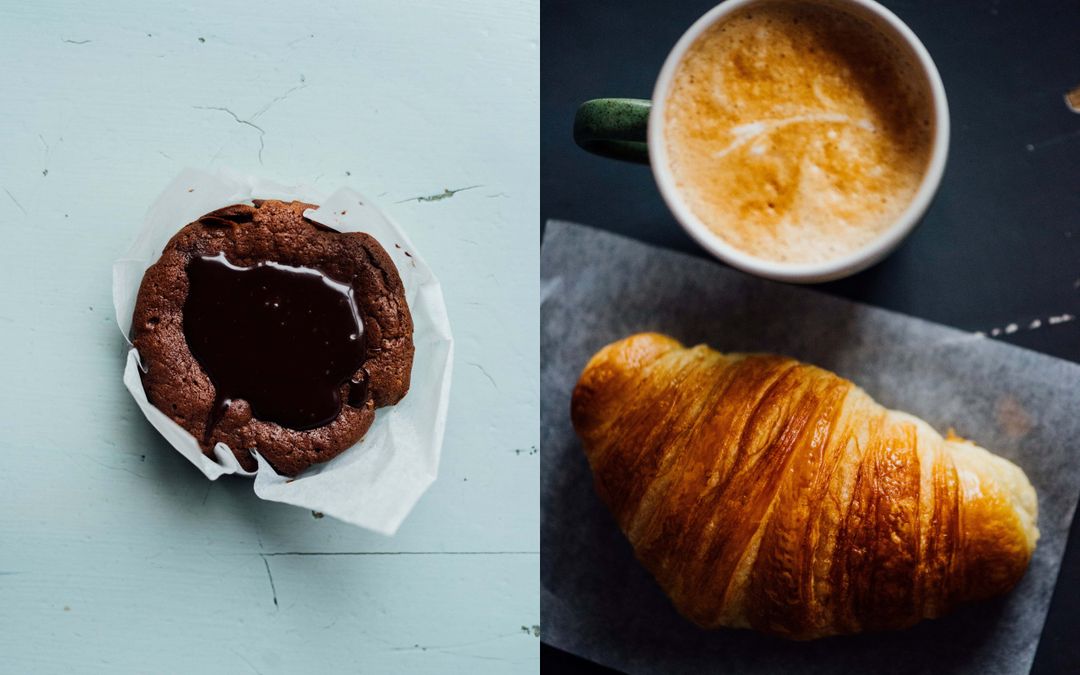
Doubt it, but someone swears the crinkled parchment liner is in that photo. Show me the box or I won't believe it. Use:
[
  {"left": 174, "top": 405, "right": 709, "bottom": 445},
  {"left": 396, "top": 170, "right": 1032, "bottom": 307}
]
[{"left": 113, "top": 168, "right": 453, "bottom": 535}]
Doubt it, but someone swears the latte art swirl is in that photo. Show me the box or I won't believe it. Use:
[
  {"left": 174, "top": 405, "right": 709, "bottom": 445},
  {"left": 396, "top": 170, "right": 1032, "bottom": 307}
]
[{"left": 664, "top": 1, "right": 934, "bottom": 264}]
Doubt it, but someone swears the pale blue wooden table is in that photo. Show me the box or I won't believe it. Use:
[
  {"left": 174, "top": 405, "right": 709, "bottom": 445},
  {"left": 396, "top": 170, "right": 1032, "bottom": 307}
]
[{"left": 0, "top": 1, "right": 539, "bottom": 671}]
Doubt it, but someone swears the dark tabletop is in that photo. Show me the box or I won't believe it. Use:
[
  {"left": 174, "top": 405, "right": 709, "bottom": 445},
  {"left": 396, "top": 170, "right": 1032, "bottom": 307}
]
[{"left": 541, "top": 0, "right": 1080, "bottom": 672}]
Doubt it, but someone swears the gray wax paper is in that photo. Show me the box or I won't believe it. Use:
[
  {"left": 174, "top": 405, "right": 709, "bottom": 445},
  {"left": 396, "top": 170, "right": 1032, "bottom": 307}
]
[{"left": 541, "top": 220, "right": 1080, "bottom": 675}]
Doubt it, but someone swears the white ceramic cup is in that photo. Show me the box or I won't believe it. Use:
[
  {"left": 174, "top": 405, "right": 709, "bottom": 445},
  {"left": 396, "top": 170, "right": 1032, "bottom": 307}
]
[{"left": 574, "top": 0, "right": 950, "bottom": 283}]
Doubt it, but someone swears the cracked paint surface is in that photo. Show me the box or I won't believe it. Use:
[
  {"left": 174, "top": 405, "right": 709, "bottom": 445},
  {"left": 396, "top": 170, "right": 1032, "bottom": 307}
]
[
  {"left": 194, "top": 81, "right": 307, "bottom": 164},
  {"left": 397, "top": 185, "right": 481, "bottom": 203},
  {"left": 0, "top": 0, "right": 538, "bottom": 671}
]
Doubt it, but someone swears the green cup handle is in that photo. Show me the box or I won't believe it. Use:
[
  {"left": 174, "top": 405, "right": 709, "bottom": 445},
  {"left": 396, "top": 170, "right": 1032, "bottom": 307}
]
[{"left": 573, "top": 98, "right": 652, "bottom": 164}]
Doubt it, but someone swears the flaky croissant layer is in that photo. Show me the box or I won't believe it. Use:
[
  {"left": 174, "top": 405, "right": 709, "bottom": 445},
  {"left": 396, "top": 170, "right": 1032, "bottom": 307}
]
[{"left": 572, "top": 333, "right": 1038, "bottom": 639}]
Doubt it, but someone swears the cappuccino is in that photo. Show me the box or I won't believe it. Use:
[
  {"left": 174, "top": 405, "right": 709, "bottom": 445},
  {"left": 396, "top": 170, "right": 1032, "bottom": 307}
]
[{"left": 663, "top": 1, "right": 934, "bottom": 264}]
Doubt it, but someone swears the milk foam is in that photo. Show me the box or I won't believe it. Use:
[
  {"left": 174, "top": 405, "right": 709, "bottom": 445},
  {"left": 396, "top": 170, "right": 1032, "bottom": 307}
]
[{"left": 664, "top": 1, "right": 933, "bottom": 264}]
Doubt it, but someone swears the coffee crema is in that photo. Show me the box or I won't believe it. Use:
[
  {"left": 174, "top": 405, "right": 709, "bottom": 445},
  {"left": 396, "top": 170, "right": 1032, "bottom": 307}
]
[{"left": 663, "top": 1, "right": 933, "bottom": 264}]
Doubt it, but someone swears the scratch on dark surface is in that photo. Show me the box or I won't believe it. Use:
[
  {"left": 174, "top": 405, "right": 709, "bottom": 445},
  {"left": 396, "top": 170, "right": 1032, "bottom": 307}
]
[
  {"left": 465, "top": 361, "right": 499, "bottom": 390},
  {"left": 201, "top": 482, "right": 211, "bottom": 506},
  {"left": 61, "top": 38, "right": 91, "bottom": 44},
  {"left": 396, "top": 185, "right": 481, "bottom": 203},
  {"left": 1026, "top": 129, "right": 1080, "bottom": 152},
  {"left": 262, "top": 550, "right": 537, "bottom": 557},
  {"left": 193, "top": 106, "right": 267, "bottom": 163},
  {"left": 978, "top": 313, "right": 1075, "bottom": 338},
  {"left": 260, "top": 556, "right": 279, "bottom": 608},
  {"left": 4, "top": 188, "right": 27, "bottom": 215}
]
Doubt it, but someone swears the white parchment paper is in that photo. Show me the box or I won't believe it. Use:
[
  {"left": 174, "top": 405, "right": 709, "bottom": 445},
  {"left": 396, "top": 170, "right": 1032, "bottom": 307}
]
[
  {"left": 113, "top": 168, "right": 453, "bottom": 535},
  {"left": 541, "top": 221, "right": 1080, "bottom": 675}
]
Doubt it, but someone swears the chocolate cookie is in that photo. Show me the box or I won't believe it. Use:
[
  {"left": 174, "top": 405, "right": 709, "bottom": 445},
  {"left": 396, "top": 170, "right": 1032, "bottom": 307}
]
[{"left": 131, "top": 199, "right": 413, "bottom": 476}]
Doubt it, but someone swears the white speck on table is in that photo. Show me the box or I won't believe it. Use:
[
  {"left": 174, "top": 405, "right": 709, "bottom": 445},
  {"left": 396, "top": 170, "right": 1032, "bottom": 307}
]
[
  {"left": 0, "top": 0, "right": 539, "bottom": 672},
  {"left": 981, "top": 313, "right": 1075, "bottom": 339}
]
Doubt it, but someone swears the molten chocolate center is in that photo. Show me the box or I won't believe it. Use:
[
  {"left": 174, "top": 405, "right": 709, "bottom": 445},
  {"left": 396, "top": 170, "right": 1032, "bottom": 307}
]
[{"left": 182, "top": 253, "right": 365, "bottom": 434}]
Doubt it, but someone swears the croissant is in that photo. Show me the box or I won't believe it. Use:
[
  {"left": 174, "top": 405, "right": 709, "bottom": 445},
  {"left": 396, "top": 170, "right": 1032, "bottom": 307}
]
[{"left": 571, "top": 333, "right": 1039, "bottom": 639}]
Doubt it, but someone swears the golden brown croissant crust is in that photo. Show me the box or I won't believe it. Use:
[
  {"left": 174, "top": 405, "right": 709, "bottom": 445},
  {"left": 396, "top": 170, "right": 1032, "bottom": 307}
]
[{"left": 571, "top": 333, "right": 1039, "bottom": 639}]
